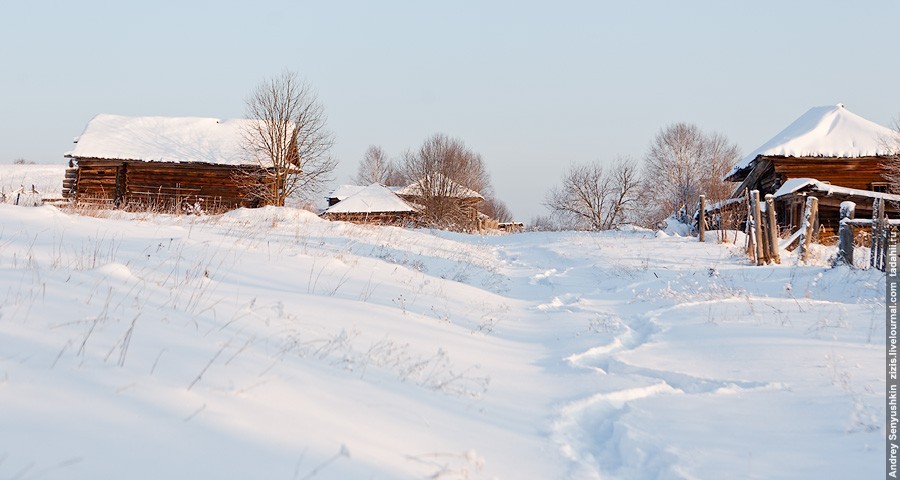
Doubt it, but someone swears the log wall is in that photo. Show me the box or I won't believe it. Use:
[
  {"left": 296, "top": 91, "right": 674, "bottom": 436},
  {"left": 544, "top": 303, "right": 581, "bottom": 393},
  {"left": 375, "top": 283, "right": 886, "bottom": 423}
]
[
  {"left": 772, "top": 156, "right": 889, "bottom": 191},
  {"left": 71, "top": 158, "right": 273, "bottom": 212},
  {"left": 322, "top": 211, "right": 417, "bottom": 226}
]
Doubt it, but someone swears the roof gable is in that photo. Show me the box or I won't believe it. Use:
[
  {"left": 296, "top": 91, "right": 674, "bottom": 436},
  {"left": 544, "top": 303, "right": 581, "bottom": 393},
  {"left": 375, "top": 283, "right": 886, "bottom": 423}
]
[
  {"left": 66, "top": 114, "right": 267, "bottom": 167},
  {"left": 729, "top": 104, "right": 900, "bottom": 178},
  {"left": 395, "top": 173, "right": 484, "bottom": 200},
  {"left": 324, "top": 183, "right": 416, "bottom": 214},
  {"left": 327, "top": 185, "right": 367, "bottom": 201}
]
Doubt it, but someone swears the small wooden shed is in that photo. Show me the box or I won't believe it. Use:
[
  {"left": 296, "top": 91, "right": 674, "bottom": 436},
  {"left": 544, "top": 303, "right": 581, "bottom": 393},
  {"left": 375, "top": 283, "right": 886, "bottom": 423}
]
[
  {"left": 725, "top": 104, "right": 900, "bottom": 234},
  {"left": 394, "top": 174, "right": 484, "bottom": 230},
  {"left": 64, "top": 114, "right": 274, "bottom": 212},
  {"left": 322, "top": 183, "right": 419, "bottom": 225}
]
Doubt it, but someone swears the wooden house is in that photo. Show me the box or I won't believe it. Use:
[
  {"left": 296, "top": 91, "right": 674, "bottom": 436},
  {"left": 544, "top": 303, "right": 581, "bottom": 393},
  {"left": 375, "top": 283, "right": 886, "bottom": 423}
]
[
  {"left": 64, "top": 114, "right": 275, "bottom": 212},
  {"left": 326, "top": 185, "right": 367, "bottom": 207},
  {"left": 394, "top": 174, "right": 484, "bottom": 230},
  {"left": 725, "top": 104, "right": 900, "bottom": 235},
  {"left": 322, "top": 183, "right": 418, "bottom": 225}
]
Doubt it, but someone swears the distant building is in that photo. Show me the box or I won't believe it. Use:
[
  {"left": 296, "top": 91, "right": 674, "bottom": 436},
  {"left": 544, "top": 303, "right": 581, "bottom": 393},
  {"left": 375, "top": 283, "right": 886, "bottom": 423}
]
[
  {"left": 725, "top": 103, "right": 900, "bottom": 234},
  {"left": 394, "top": 174, "right": 484, "bottom": 231},
  {"left": 326, "top": 185, "right": 368, "bottom": 207},
  {"left": 322, "top": 183, "right": 418, "bottom": 225},
  {"left": 64, "top": 114, "right": 277, "bottom": 212},
  {"left": 323, "top": 176, "right": 508, "bottom": 232}
]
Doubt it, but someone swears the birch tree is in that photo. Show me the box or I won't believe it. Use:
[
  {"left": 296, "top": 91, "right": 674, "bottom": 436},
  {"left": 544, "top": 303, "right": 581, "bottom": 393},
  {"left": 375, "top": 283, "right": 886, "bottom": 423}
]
[
  {"left": 398, "top": 134, "right": 492, "bottom": 228},
  {"left": 244, "top": 70, "right": 336, "bottom": 206},
  {"left": 642, "top": 123, "right": 739, "bottom": 224},
  {"left": 353, "top": 145, "right": 402, "bottom": 186},
  {"left": 881, "top": 118, "right": 900, "bottom": 193},
  {"left": 544, "top": 157, "right": 641, "bottom": 231}
]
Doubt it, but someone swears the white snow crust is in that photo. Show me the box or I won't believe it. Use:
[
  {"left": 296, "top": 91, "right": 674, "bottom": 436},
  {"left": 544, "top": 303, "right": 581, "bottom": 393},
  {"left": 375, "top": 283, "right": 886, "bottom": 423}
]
[
  {"left": 0, "top": 206, "right": 884, "bottom": 479},
  {"left": 774, "top": 177, "right": 900, "bottom": 202},
  {"left": 396, "top": 173, "right": 484, "bottom": 200},
  {"left": 327, "top": 184, "right": 367, "bottom": 202},
  {"left": 324, "top": 183, "right": 416, "bottom": 214},
  {"left": 65, "top": 114, "right": 263, "bottom": 166},
  {"left": 730, "top": 104, "right": 900, "bottom": 176}
]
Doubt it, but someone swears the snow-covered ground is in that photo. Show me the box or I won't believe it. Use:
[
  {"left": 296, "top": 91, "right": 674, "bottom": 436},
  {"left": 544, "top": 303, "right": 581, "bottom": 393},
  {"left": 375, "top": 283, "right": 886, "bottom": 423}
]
[
  {"left": 0, "top": 163, "right": 66, "bottom": 201},
  {"left": 0, "top": 205, "right": 884, "bottom": 479}
]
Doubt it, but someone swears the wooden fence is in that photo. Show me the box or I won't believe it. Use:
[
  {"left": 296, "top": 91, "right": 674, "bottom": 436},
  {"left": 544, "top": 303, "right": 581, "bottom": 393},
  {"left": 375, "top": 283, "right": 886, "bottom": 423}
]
[
  {"left": 740, "top": 189, "right": 783, "bottom": 265},
  {"left": 836, "top": 198, "right": 899, "bottom": 271},
  {"left": 701, "top": 192, "right": 895, "bottom": 270}
]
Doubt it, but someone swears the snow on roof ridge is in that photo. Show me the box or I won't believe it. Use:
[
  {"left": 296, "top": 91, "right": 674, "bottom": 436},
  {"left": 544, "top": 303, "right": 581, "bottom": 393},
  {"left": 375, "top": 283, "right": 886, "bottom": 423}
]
[
  {"left": 328, "top": 184, "right": 367, "bottom": 201},
  {"left": 395, "top": 173, "right": 484, "bottom": 200},
  {"left": 65, "top": 113, "right": 264, "bottom": 166},
  {"left": 773, "top": 177, "right": 900, "bottom": 202},
  {"left": 728, "top": 104, "right": 900, "bottom": 177},
  {"left": 324, "top": 183, "right": 417, "bottom": 214}
]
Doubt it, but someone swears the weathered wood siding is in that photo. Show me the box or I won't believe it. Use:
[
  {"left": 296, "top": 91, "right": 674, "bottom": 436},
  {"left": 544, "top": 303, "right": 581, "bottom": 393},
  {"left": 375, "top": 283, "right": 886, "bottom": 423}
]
[
  {"left": 71, "top": 158, "right": 273, "bottom": 211},
  {"left": 777, "top": 190, "right": 899, "bottom": 240},
  {"left": 772, "top": 157, "right": 888, "bottom": 191},
  {"left": 74, "top": 160, "right": 122, "bottom": 206},
  {"left": 322, "top": 211, "right": 418, "bottom": 226}
]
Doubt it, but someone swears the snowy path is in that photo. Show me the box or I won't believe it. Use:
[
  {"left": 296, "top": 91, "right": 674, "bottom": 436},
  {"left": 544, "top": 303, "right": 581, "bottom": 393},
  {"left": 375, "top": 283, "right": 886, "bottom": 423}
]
[
  {"left": 0, "top": 207, "right": 886, "bottom": 479},
  {"left": 485, "top": 230, "right": 883, "bottom": 479}
]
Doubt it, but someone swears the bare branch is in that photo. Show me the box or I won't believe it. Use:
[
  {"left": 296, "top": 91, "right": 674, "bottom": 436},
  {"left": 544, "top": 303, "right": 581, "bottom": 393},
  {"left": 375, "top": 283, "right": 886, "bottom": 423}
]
[
  {"left": 641, "top": 123, "right": 740, "bottom": 224},
  {"left": 354, "top": 145, "right": 400, "bottom": 186},
  {"left": 243, "top": 70, "right": 336, "bottom": 206},
  {"left": 397, "top": 134, "right": 493, "bottom": 230},
  {"left": 544, "top": 157, "right": 641, "bottom": 231}
]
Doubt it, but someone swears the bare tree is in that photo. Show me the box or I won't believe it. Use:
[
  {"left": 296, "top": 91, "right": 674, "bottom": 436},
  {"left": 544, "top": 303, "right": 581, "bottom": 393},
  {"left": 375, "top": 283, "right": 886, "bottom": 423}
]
[
  {"left": 480, "top": 196, "right": 514, "bottom": 223},
  {"left": 881, "top": 118, "right": 900, "bottom": 193},
  {"left": 353, "top": 145, "right": 402, "bottom": 186},
  {"left": 398, "top": 134, "right": 493, "bottom": 229},
  {"left": 243, "top": 70, "right": 336, "bottom": 206},
  {"left": 544, "top": 157, "right": 641, "bottom": 231},
  {"left": 642, "top": 123, "right": 740, "bottom": 225}
]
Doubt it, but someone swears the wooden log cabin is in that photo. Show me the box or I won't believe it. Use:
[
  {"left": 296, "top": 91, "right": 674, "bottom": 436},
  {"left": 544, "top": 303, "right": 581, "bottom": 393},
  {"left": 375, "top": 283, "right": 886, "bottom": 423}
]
[
  {"left": 725, "top": 104, "right": 900, "bottom": 237},
  {"left": 64, "top": 114, "right": 276, "bottom": 212},
  {"left": 322, "top": 183, "right": 419, "bottom": 226},
  {"left": 394, "top": 173, "right": 484, "bottom": 231}
]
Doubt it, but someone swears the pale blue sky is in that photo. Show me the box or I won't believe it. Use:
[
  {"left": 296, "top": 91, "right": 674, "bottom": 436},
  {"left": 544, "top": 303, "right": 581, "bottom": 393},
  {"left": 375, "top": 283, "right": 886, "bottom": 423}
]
[{"left": 2, "top": 0, "right": 898, "bottom": 219}]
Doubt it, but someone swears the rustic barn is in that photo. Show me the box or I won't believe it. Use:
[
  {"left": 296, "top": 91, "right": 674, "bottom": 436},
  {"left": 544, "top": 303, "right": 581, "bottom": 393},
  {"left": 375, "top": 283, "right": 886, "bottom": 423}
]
[
  {"left": 326, "top": 185, "right": 367, "bottom": 207},
  {"left": 725, "top": 103, "right": 900, "bottom": 235},
  {"left": 64, "top": 114, "right": 275, "bottom": 212},
  {"left": 394, "top": 174, "right": 484, "bottom": 230},
  {"left": 322, "top": 183, "right": 418, "bottom": 225}
]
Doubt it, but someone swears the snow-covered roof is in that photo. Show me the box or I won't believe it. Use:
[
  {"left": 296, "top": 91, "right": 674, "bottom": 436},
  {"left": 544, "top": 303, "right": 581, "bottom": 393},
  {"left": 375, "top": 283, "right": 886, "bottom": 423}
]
[
  {"left": 65, "top": 114, "right": 265, "bottom": 167},
  {"left": 395, "top": 174, "right": 484, "bottom": 200},
  {"left": 728, "top": 104, "right": 900, "bottom": 178},
  {"left": 327, "top": 185, "right": 367, "bottom": 201},
  {"left": 773, "top": 177, "right": 900, "bottom": 202},
  {"left": 324, "top": 183, "right": 417, "bottom": 214}
]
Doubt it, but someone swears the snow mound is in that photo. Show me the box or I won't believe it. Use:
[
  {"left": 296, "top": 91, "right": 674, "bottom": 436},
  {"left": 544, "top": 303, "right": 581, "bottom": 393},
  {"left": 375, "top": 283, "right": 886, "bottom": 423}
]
[{"left": 662, "top": 217, "right": 692, "bottom": 237}]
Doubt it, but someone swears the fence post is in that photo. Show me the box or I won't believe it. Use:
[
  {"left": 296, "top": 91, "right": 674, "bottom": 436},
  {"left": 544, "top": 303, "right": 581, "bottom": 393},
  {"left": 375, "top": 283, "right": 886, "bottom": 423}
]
[
  {"left": 879, "top": 200, "right": 887, "bottom": 271},
  {"left": 835, "top": 201, "right": 856, "bottom": 267},
  {"left": 745, "top": 189, "right": 755, "bottom": 258},
  {"left": 698, "top": 195, "right": 706, "bottom": 242},
  {"left": 871, "top": 198, "right": 883, "bottom": 270},
  {"left": 750, "top": 190, "right": 766, "bottom": 265},
  {"left": 765, "top": 194, "right": 781, "bottom": 264},
  {"left": 798, "top": 196, "right": 818, "bottom": 263}
]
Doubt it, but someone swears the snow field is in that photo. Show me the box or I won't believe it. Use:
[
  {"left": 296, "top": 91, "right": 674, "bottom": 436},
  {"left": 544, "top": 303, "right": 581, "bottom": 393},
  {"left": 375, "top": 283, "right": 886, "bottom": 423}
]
[
  {"left": 0, "top": 204, "right": 886, "bottom": 479},
  {"left": 0, "top": 164, "right": 66, "bottom": 204}
]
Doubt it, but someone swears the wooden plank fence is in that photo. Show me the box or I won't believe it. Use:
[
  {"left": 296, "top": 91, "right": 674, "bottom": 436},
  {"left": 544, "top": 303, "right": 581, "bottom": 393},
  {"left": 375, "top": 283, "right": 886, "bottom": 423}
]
[
  {"left": 836, "top": 197, "right": 899, "bottom": 271},
  {"left": 739, "top": 189, "right": 783, "bottom": 265},
  {"left": 701, "top": 192, "right": 894, "bottom": 270}
]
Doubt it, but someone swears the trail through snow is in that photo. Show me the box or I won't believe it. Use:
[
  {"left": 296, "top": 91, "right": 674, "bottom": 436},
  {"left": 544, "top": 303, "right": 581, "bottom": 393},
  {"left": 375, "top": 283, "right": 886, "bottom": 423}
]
[{"left": 0, "top": 206, "right": 884, "bottom": 479}]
